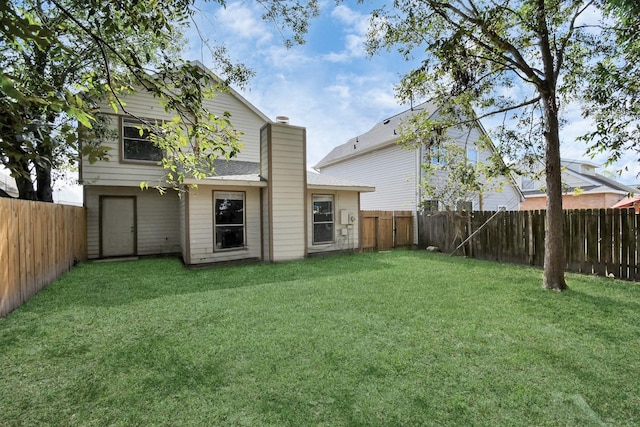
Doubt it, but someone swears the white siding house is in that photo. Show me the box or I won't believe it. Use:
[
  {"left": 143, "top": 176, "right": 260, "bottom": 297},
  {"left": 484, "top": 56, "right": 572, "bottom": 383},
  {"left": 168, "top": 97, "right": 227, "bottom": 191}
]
[
  {"left": 81, "top": 62, "right": 373, "bottom": 265},
  {"left": 314, "top": 102, "right": 523, "bottom": 243}
]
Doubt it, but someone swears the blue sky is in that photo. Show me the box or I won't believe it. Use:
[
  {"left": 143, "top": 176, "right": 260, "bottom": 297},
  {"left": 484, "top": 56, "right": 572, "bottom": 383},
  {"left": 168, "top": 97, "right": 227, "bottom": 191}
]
[
  {"left": 183, "top": 0, "right": 639, "bottom": 183},
  {"left": 50, "top": 0, "right": 639, "bottom": 203}
]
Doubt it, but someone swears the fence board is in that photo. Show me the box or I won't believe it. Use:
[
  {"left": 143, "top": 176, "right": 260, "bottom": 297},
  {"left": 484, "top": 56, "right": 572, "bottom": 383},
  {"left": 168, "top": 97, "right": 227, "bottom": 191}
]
[
  {"left": 0, "top": 199, "right": 87, "bottom": 318},
  {"left": 418, "top": 208, "right": 639, "bottom": 282}
]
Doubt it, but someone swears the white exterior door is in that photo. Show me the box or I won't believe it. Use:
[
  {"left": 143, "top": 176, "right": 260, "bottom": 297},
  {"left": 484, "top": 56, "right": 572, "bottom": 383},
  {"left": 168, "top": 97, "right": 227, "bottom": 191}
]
[{"left": 101, "top": 197, "right": 136, "bottom": 257}]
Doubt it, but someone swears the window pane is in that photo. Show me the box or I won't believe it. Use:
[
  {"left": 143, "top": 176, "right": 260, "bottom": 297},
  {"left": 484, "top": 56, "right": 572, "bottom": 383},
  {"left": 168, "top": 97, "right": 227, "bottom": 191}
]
[
  {"left": 214, "top": 192, "right": 245, "bottom": 250},
  {"left": 124, "top": 139, "right": 163, "bottom": 161},
  {"left": 215, "top": 226, "right": 244, "bottom": 249},
  {"left": 122, "top": 120, "right": 163, "bottom": 161},
  {"left": 215, "top": 199, "right": 244, "bottom": 225},
  {"left": 467, "top": 149, "right": 478, "bottom": 164},
  {"left": 313, "top": 201, "right": 333, "bottom": 222},
  {"left": 313, "top": 223, "right": 333, "bottom": 243},
  {"left": 123, "top": 125, "right": 150, "bottom": 139}
]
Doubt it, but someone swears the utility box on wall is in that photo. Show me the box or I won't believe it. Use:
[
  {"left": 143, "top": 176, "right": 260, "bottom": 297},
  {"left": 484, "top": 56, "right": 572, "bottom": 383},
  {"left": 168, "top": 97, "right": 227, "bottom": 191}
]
[{"left": 340, "top": 209, "right": 349, "bottom": 225}]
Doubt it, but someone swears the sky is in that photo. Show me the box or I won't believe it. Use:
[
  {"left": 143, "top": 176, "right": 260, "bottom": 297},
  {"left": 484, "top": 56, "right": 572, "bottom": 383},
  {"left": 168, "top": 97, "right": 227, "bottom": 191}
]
[{"left": 53, "top": 0, "right": 639, "bottom": 203}]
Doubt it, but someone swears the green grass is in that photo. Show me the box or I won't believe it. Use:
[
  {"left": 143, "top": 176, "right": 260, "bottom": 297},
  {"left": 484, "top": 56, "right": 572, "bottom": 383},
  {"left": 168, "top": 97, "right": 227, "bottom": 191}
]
[{"left": 1, "top": 250, "right": 639, "bottom": 426}]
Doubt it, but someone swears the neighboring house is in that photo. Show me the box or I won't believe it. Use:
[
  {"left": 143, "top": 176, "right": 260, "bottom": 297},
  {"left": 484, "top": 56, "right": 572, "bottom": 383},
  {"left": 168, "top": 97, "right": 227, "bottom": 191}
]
[
  {"left": 612, "top": 195, "right": 640, "bottom": 213},
  {"left": 313, "top": 102, "right": 523, "bottom": 243},
  {"left": 0, "top": 170, "right": 18, "bottom": 198},
  {"left": 518, "top": 159, "right": 636, "bottom": 210},
  {"left": 80, "top": 62, "right": 373, "bottom": 265}
]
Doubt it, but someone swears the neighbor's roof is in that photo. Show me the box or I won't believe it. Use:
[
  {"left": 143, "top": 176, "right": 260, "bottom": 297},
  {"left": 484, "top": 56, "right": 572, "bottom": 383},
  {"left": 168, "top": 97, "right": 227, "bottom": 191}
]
[
  {"left": 314, "top": 101, "right": 439, "bottom": 169},
  {"left": 522, "top": 167, "right": 637, "bottom": 197},
  {"left": 612, "top": 195, "right": 640, "bottom": 209}
]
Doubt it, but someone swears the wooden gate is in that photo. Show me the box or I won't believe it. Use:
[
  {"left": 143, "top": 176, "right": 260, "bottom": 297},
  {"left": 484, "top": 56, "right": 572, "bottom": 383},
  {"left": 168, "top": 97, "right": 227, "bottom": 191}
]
[{"left": 360, "top": 211, "right": 414, "bottom": 251}]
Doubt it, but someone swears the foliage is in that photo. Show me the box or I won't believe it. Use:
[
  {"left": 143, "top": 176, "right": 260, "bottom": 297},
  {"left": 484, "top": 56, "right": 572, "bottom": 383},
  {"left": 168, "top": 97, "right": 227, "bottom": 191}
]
[
  {"left": 1, "top": 251, "right": 640, "bottom": 425},
  {"left": 419, "top": 141, "right": 497, "bottom": 210},
  {"left": 0, "top": 0, "right": 319, "bottom": 200},
  {"left": 580, "top": 0, "right": 640, "bottom": 170},
  {"left": 397, "top": 107, "right": 503, "bottom": 214},
  {"left": 364, "top": 0, "right": 618, "bottom": 290}
]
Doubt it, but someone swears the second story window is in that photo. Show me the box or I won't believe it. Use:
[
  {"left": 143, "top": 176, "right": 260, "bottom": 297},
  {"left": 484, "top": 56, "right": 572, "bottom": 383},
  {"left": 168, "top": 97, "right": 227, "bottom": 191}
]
[{"left": 122, "top": 118, "right": 163, "bottom": 162}]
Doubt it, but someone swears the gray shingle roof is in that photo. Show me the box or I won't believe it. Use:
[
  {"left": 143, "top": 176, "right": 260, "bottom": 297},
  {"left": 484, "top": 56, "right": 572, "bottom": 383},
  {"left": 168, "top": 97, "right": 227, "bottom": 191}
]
[
  {"left": 204, "top": 160, "right": 374, "bottom": 191},
  {"left": 314, "top": 101, "right": 439, "bottom": 169},
  {"left": 306, "top": 172, "right": 374, "bottom": 191},
  {"left": 211, "top": 159, "right": 260, "bottom": 176}
]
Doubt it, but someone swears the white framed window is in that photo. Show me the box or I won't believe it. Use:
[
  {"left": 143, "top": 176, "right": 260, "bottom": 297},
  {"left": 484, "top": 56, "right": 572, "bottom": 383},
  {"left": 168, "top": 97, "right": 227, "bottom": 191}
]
[
  {"left": 313, "top": 195, "right": 334, "bottom": 244},
  {"left": 213, "top": 191, "right": 245, "bottom": 250},
  {"left": 121, "top": 117, "right": 163, "bottom": 162}
]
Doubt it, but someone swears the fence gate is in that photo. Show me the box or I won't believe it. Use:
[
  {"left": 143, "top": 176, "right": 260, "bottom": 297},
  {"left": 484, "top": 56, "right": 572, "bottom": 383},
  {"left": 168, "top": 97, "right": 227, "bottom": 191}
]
[{"left": 360, "top": 210, "right": 414, "bottom": 251}]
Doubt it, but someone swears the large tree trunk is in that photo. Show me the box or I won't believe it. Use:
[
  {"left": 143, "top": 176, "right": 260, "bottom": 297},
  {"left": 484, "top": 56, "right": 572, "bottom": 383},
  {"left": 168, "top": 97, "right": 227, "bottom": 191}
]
[
  {"left": 35, "top": 163, "right": 54, "bottom": 202},
  {"left": 15, "top": 175, "right": 36, "bottom": 200},
  {"left": 12, "top": 157, "right": 37, "bottom": 200},
  {"left": 541, "top": 94, "right": 568, "bottom": 291}
]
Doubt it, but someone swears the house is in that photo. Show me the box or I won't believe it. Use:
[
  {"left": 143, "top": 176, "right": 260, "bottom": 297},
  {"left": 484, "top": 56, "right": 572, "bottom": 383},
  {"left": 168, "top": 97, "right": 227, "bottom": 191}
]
[
  {"left": 80, "top": 63, "right": 373, "bottom": 265},
  {"left": 313, "top": 102, "right": 523, "bottom": 243},
  {"left": 612, "top": 195, "right": 640, "bottom": 213},
  {"left": 0, "top": 170, "right": 18, "bottom": 198},
  {"left": 518, "top": 159, "right": 636, "bottom": 210}
]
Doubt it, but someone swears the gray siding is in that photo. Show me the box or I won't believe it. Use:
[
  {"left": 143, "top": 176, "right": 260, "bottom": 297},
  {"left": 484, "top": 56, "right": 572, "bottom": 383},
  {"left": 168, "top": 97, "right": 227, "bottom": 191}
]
[
  {"left": 82, "top": 89, "right": 267, "bottom": 188},
  {"left": 320, "top": 144, "right": 418, "bottom": 212},
  {"left": 85, "top": 186, "right": 180, "bottom": 259}
]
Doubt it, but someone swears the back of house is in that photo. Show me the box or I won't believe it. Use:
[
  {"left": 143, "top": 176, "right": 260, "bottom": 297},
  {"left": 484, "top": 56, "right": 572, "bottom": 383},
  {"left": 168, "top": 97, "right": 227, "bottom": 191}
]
[{"left": 80, "top": 62, "right": 374, "bottom": 265}]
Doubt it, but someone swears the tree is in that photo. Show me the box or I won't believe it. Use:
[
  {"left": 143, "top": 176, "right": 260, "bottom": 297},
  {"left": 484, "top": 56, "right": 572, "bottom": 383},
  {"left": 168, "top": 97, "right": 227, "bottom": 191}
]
[
  {"left": 365, "top": 0, "right": 621, "bottom": 291},
  {"left": 0, "top": 0, "right": 319, "bottom": 201}
]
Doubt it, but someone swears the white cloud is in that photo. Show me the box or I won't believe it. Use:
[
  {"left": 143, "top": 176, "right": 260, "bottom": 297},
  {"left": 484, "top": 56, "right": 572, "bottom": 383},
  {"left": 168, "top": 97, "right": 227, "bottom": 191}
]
[
  {"left": 215, "top": 2, "right": 273, "bottom": 46},
  {"left": 322, "top": 52, "right": 351, "bottom": 63}
]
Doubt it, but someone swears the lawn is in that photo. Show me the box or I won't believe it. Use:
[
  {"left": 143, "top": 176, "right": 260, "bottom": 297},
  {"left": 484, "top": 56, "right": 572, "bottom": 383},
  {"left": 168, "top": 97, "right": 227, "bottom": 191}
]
[{"left": 1, "top": 250, "right": 639, "bottom": 426}]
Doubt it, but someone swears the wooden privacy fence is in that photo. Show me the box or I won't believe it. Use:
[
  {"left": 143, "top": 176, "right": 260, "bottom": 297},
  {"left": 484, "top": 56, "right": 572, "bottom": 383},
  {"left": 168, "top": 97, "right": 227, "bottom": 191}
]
[
  {"left": 361, "top": 210, "right": 413, "bottom": 251},
  {"left": 0, "top": 198, "right": 87, "bottom": 317},
  {"left": 418, "top": 209, "right": 640, "bottom": 281}
]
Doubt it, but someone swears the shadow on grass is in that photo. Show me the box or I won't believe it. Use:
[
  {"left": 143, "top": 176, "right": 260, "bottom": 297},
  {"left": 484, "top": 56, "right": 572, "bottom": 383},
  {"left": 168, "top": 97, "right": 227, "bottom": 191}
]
[{"left": 21, "top": 252, "right": 394, "bottom": 313}]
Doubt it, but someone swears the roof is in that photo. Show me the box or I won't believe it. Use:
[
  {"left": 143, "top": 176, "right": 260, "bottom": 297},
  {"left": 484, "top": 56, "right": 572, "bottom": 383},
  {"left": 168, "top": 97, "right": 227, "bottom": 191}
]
[
  {"left": 314, "top": 101, "right": 439, "bottom": 169},
  {"left": 307, "top": 172, "right": 375, "bottom": 192},
  {"left": 522, "top": 167, "right": 637, "bottom": 197},
  {"left": 611, "top": 195, "right": 640, "bottom": 209},
  {"left": 184, "top": 160, "right": 375, "bottom": 192}
]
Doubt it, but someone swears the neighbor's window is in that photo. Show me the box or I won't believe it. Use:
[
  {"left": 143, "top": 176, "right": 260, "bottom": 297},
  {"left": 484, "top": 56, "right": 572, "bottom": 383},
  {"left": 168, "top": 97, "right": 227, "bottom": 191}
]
[
  {"left": 521, "top": 177, "right": 535, "bottom": 190},
  {"left": 467, "top": 148, "right": 478, "bottom": 165},
  {"left": 431, "top": 145, "right": 446, "bottom": 166},
  {"left": 214, "top": 191, "right": 245, "bottom": 250},
  {"left": 122, "top": 118, "right": 163, "bottom": 162},
  {"left": 313, "top": 195, "right": 334, "bottom": 244}
]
